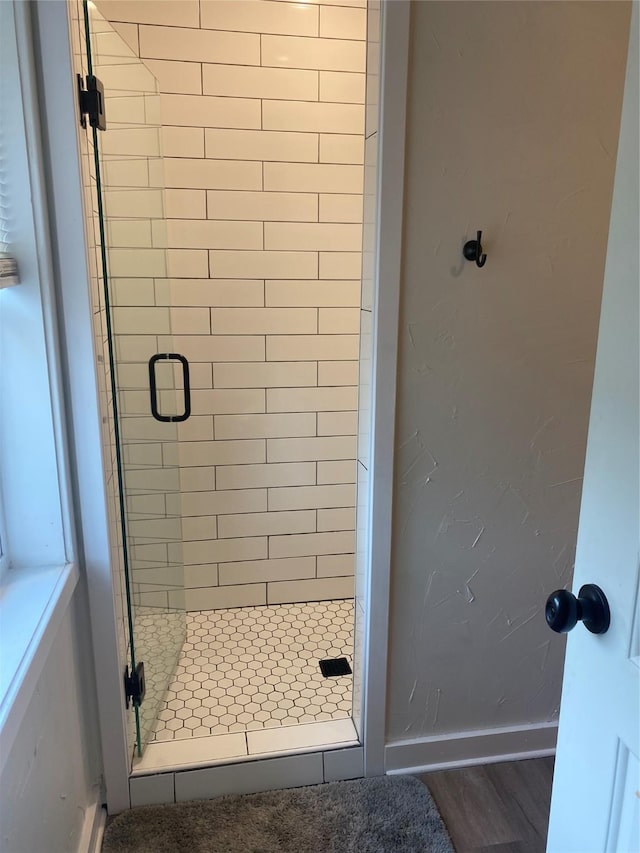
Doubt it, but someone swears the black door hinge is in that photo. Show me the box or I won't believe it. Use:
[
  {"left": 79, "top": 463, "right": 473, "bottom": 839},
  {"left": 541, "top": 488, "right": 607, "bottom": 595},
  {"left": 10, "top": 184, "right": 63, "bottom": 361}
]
[
  {"left": 77, "top": 74, "right": 107, "bottom": 131},
  {"left": 124, "top": 662, "right": 146, "bottom": 709}
]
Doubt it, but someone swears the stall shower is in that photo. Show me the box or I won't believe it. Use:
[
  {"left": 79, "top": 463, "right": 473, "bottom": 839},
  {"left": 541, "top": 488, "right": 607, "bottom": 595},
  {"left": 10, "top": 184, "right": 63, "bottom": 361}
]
[{"left": 71, "top": 0, "right": 373, "bottom": 769}]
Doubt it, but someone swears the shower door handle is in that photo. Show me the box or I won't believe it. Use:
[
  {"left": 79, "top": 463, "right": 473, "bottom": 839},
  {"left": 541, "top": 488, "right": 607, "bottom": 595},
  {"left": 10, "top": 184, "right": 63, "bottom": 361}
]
[{"left": 148, "top": 353, "right": 191, "bottom": 423}]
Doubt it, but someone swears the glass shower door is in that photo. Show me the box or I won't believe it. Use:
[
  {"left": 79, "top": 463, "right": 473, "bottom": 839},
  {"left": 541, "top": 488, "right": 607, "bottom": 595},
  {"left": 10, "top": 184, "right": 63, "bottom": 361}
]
[{"left": 82, "top": 1, "right": 186, "bottom": 758}]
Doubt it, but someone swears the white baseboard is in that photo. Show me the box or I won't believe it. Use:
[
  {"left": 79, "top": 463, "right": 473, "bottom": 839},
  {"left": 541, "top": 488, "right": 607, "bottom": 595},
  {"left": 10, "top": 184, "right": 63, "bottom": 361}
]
[
  {"left": 385, "top": 721, "right": 557, "bottom": 775},
  {"left": 77, "top": 788, "right": 107, "bottom": 853}
]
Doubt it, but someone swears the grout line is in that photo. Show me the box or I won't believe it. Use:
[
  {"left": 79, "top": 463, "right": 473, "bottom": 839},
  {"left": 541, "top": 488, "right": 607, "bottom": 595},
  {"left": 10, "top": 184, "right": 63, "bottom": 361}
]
[
  {"left": 161, "top": 90, "right": 364, "bottom": 106},
  {"left": 133, "top": 120, "right": 362, "bottom": 145}
]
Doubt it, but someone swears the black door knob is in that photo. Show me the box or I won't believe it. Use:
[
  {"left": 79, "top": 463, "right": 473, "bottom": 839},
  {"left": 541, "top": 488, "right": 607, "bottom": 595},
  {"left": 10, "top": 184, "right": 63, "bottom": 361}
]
[{"left": 545, "top": 584, "right": 610, "bottom": 635}]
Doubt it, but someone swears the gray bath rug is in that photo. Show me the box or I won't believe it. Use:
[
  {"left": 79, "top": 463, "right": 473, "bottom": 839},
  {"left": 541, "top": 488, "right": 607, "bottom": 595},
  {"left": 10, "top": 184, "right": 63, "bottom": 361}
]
[{"left": 102, "top": 775, "right": 453, "bottom": 853}]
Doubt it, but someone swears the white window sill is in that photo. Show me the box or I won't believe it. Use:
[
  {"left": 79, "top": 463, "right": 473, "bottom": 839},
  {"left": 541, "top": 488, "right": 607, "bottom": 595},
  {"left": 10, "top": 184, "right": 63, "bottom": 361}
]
[{"left": 0, "top": 562, "right": 78, "bottom": 771}]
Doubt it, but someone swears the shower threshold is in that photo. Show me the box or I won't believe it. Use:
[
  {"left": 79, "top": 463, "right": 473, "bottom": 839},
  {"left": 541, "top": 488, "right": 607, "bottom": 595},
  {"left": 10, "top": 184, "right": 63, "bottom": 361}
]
[
  {"left": 132, "top": 599, "right": 357, "bottom": 776},
  {"left": 131, "top": 717, "right": 359, "bottom": 776}
]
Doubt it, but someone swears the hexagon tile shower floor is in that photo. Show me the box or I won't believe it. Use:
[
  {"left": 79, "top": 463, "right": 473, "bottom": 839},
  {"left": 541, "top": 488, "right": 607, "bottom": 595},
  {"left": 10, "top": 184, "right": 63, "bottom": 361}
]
[{"left": 150, "top": 599, "right": 354, "bottom": 742}]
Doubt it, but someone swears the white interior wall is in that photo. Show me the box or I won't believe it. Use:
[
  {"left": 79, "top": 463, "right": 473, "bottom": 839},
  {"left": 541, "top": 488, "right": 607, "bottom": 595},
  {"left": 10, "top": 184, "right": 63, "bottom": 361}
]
[
  {"left": 0, "top": 588, "right": 102, "bottom": 853},
  {"left": 0, "top": 4, "right": 104, "bottom": 843},
  {"left": 386, "top": 0, "right": 631, "bottom": 747}
]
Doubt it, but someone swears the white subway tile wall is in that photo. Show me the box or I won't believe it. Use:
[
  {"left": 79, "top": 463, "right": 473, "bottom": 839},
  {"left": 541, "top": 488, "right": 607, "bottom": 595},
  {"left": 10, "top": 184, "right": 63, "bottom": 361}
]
[{"left": 96, "top": 0, "right": 366, "bottom": 608}]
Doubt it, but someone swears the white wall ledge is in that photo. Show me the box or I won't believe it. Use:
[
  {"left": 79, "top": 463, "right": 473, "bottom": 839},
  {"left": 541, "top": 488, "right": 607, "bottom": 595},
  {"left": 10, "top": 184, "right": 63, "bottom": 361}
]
[{"left": 0, "top": 561, "right": 78, "bottom": 771}]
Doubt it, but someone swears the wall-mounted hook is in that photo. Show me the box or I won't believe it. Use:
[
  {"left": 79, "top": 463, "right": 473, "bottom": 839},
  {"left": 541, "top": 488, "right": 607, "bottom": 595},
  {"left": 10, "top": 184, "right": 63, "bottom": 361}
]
[{"left": 463, "top": 230, "right": 487, "bottom": 268}]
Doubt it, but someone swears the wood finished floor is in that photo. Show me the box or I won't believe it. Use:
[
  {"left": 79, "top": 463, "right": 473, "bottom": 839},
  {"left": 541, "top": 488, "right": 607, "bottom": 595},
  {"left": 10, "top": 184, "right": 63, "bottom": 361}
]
[{"left": 419, "top": 757, "right": 555, "bottom": 853}]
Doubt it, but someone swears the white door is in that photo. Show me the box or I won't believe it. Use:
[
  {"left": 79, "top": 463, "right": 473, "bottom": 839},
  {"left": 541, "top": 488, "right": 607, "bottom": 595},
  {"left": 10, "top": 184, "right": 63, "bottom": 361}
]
[{"left": 546, "top": 6, "right": 639, "bottom": 852}]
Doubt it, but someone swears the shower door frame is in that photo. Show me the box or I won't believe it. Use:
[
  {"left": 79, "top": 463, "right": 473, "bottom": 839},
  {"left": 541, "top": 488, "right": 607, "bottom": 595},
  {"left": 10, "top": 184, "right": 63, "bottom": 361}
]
[{"left": 34, "top": 0, "right": 411, "bottom": 813}]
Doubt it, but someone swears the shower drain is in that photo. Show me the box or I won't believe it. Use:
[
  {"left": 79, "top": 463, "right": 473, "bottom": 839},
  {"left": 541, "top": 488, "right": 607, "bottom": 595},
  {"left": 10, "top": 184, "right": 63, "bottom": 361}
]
[{"left": 319, "top": 657, "right": 352, "bottom": 677}]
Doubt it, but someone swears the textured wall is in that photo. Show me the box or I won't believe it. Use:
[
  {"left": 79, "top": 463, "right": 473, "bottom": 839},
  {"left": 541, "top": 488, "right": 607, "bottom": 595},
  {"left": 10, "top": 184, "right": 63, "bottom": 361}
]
[
  {"left": 387, "top": 0, "right": 630, "bottom": 742},
  {"left": 96, "top": 0, "right": 368, "bottom": 609}
]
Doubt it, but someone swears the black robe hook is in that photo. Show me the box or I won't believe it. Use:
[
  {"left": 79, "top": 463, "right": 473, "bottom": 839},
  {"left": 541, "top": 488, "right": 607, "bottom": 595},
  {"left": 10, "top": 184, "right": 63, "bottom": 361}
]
[{"left": 463, "top": 231, "right": 487, "bottom": 268}]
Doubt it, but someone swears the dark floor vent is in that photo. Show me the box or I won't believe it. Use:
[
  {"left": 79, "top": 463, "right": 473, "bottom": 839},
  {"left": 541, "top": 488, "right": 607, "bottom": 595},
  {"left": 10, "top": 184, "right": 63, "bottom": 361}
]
[{"left": 319, "top": 657, "right": 352, "bottom": 677}]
